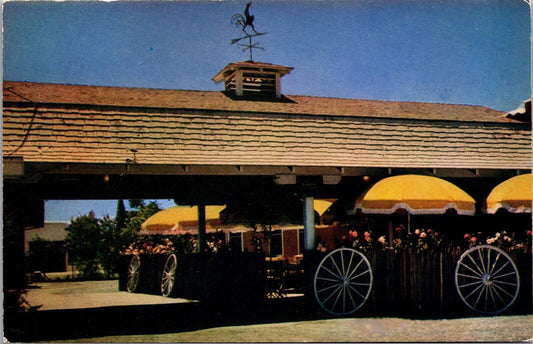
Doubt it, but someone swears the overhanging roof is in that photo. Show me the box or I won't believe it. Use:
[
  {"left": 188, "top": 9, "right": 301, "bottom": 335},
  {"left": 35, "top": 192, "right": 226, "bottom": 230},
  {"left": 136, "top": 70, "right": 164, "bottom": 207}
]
[
  {"left": 4, "top": 81, "right": 513, "bottom": 123},
  {"left": 3, "top": 81, "right": 531, "bottom": 177}
]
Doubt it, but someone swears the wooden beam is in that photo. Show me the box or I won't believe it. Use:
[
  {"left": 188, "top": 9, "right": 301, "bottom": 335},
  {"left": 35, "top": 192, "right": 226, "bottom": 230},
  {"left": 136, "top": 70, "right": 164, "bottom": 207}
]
[{"left": 21, "top": 162, "right": 530, "bottom": 178}]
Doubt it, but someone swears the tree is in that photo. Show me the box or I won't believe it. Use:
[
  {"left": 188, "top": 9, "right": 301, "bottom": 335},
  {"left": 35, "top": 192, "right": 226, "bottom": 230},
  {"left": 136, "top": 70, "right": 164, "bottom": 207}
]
[
  {"left": 65, "top": 200, "right": 162, "bottom": 279},
  {"left": 118, "top": 200, "right": 161, "bottom": 250},
  {"left": 65, "top": 212, "right": 101, "bottom": 277},
  {"left": 115, "top": 199, "right": 127, "bottom": 231},
  {"left": 98, "top": 215, "right": 121, "bottom": 278}
]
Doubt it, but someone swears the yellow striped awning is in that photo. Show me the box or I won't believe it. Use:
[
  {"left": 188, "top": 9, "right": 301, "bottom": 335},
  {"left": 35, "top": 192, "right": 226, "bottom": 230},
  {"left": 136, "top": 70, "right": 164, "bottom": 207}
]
[
  {"left": 352, "top": 174, "right": 476, "bottom": 216},
  {"left": 485, "top": 173, "right": 532, "bottom": 214}
]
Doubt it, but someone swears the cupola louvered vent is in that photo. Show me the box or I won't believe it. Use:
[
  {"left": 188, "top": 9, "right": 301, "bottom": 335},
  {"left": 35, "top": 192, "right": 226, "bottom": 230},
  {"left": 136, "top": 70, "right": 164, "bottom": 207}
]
[{"left": 213, "top": 61, "right": 293, "bottom": 100}]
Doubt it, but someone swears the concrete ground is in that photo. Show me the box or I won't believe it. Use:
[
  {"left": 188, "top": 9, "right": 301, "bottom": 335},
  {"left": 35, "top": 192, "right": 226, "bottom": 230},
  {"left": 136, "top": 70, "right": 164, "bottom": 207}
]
[
  {"left": 24, "top": 279, "right": 195, "bottom": 310},
  {"left": 7, "top": 280, "right": 533, "bottom": 342}
]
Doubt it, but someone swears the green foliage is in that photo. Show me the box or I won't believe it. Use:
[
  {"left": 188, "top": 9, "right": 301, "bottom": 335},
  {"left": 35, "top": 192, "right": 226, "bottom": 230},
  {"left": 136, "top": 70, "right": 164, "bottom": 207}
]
[
  {"left": 115, "top": 199, "right": 127, "bottom": 230},
  {"left": 118, "top": 200, "right": 161, "bottom": 249},
  {"left": 97, "top": 215, "right": 121, "bottom": 277},
  {"left": 27, "top": 236, "right": 67, "bottom": 273},
  {"left": 65, "top": 212, "right": 101, "bottom": 277},
  {"left": 65, "top": 200, "right": 163, "bottom": 278}
]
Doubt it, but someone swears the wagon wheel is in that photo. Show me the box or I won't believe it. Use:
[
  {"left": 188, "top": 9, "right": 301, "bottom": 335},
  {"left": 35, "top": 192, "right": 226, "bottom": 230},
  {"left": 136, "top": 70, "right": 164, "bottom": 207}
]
[
  {"left": 313, "top": 248, "right": 373, "bottom": 316},
  {"left": 455, "top": 245, "right": 520, "bottom": 315},
  {"left": 161, "top": 254, "right": 178, "bottom": 297},
  {"left": 126, "top": 255, "right": 142, "bottom": 293}
]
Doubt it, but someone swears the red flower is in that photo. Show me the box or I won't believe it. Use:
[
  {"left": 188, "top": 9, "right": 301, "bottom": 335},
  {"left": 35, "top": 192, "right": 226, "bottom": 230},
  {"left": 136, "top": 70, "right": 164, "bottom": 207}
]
[
  {"left": 527, "top": 230, "right": 532, "bottom": 236},
  {"left": 434, "top": 232, "right": 438, "bottom": 237},
  {"left": 395, "top": 227, "right": 402, "bottom": 232},
  {"left": 427, "top": 229, "right": 432, "bottom": 233},
  {"left": 349, "top": 230, "right": 358, "bottom": 238},
  {"left": 471, "top": 237, "right": 477, "bottom": 243},
  {"left": 464, "top": 234, "right": 470, "bottom": 239}
]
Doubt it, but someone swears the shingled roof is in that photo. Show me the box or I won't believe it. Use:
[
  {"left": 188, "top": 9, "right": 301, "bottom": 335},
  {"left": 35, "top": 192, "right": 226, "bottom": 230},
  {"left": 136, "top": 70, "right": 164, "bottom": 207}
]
[{"left": 3, "top": 81, "right": 531, "bottom": 172}]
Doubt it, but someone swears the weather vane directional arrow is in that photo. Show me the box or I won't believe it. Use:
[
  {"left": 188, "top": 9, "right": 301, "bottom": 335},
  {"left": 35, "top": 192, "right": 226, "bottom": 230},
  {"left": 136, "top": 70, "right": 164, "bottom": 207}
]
[{"left": 231, "top": 2, "right": 267, "bottom": 61}]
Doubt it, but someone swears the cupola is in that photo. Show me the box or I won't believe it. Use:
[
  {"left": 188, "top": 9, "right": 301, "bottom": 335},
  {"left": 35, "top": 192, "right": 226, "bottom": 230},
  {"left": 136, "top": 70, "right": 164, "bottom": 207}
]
[{"left": 212, "top": 61, "right": 293, "bottom": 100}]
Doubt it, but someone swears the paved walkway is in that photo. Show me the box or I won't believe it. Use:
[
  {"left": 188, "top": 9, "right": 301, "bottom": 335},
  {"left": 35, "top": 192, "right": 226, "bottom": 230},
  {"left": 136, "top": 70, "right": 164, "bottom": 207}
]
[{"left": 25, "top": 279, "right": 192, "bottom": 310}]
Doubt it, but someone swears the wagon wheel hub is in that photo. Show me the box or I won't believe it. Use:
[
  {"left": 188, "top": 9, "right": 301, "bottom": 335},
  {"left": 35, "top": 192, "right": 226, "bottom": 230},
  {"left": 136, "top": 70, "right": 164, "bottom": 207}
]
[{"left": 482, "top": 274, "right": 493, "bottom": 285}]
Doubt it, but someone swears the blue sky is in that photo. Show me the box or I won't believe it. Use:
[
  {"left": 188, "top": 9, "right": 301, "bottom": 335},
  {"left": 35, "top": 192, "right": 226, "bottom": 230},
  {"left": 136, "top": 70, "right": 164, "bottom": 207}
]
[
  {"left": 3, "top": 0, "right": 531, "bottom": 222},
  {"left": 44, "top": 200, "right": 177, "bottom": 222}
]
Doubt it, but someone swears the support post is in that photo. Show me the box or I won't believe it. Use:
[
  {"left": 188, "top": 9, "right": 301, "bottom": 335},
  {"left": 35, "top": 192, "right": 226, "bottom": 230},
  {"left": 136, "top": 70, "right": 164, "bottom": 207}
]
[
  {"left": 197, "top": 204, "right": 206, "bottom": 253},
  {"left": 303, "top": 196, "right": 315, "bottom": 251}
]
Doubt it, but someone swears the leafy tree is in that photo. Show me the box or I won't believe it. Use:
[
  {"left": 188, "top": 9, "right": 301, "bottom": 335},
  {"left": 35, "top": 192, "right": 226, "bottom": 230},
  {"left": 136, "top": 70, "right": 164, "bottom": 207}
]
[
  {"left": 118, "top": 200, "right": 161, "bottom": 250},
  {"left": 65, "top": 200, "right": 162, "bottom": 278},
  {"left": 65, "top": 212, "right": 101, "bottom": 277},
  {"left": 98, "top": 215, "right": 121, "bottom": 278},
  {"left": 128, "top": 199, "right": 145, "bottom": 209}
]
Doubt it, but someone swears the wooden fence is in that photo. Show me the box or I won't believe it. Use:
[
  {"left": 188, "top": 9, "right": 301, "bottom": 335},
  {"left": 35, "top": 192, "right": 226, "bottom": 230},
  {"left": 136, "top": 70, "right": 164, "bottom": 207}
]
[
  {"left": 299, "top": 248, "right": 531, "bottom": 316},
  {"left": 119, "top": 248, "right": 531, "bottom": 316}
]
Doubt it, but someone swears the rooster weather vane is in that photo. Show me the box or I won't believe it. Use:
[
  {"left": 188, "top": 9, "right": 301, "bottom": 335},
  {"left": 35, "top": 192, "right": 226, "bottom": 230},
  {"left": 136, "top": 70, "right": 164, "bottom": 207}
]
[{"left": 231, "top": 2, "right": 266, "bottom": 61}]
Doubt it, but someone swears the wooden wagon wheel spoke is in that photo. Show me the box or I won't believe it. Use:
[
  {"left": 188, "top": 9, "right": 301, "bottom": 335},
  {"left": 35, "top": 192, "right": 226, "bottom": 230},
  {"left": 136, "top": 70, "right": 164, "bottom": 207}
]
[
  {"left": 466, "top": 254, "right": 484, "bottom": 276},
  {"left": 348, "top": 268, "right": 371, "bottom": 282},
  {"left": 161, "top": 254, "right": 178, "bottom": 297},
  {"left": 489, "top": 284, "right": 508, "bottom": 305},
  {"left": 458, "top": 261, "right": 483, "bottom": 278},
  {"left": 319, "top": 283, "right": 343, "bottom": 303},
  {"left": 477, "top": 247, "right": 488, "bottom": 274},
  {"left": 317, "top": 276, "right": 343, "bottom": 283},
  {"left": 314, "top": 248, "right": 373, "bottom": 316},
  {"left": 320, "top": 264, "right": 342, "bottom": 280},
  {"left": 490, "top": 260, "right": 511, "bottom": 278},
  {"left": 455, "top": 245, "right": 520, "bottom": 315},
  {"left": 346, "top": 282, "right": 368, "bottom": 299},
  {"left": 488, "top": 252, "right": 502, "bottom": 275},
  {"left": 492, "top": 271, "right": 519, "bottom": 280},
  {"left": 346, "top": 256, "right": 365, "bottom": 281},
  {"left": 458, "top": 279, "right": 483, "bottom": 288},
  {"left": 328, "top": 254, "right": 344, "bottom": 278}
]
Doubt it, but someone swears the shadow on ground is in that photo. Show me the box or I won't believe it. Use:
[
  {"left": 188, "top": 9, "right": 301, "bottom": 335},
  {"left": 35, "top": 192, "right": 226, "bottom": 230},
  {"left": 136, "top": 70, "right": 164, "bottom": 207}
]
[
  {"left": 5, "top": 296, "right": 329, "bottom": 342},
  {"left": 5, "top": 294, "right": 531, "bottom": 342}
]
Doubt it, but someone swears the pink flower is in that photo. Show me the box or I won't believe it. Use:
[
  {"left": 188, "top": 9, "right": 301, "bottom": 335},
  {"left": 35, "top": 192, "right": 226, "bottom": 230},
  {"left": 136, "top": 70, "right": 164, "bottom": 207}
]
[
  {"left": 378, "top": 236, "right": 386, "bottom": 244},
  {"left": 427, "top": 229, "right": 432, "bottom": 233},
  {"left": 349, "top": 230, "right": 358, "bottom": 238},
  {"left": 420, "top": 232, "right": 426, "bottom": 238},
  {"left": 414, "top": 229, "right": 420, "bottom": 235}
]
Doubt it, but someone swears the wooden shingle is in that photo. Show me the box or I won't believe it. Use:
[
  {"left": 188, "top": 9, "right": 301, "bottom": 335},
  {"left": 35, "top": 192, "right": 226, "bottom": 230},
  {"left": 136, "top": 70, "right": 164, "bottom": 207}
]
[{"left": 3, "top": 81, "right": 531, "bottom": 172}]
